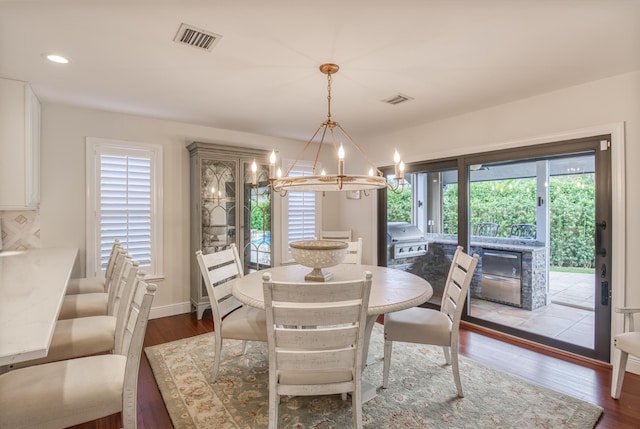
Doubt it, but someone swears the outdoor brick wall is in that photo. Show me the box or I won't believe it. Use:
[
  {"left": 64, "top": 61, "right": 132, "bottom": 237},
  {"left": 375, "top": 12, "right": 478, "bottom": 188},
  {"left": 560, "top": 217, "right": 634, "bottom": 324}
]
[{"left": 388, "top": 233, "right": 548, "bottom": 311}]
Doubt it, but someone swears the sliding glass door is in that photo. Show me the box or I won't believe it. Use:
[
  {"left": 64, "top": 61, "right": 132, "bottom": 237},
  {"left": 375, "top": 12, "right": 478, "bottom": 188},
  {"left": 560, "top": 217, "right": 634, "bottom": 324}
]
[
  {"left": 463, "top": 137, "right": 611, "bottom": 361},
  {"left": 379, "top": 135, "right": 612, "bottom": 361}
]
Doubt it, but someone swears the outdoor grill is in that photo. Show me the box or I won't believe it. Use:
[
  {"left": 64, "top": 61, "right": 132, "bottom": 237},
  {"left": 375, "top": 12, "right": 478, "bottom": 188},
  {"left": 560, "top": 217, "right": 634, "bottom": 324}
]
[{"left": 387, "top": 222, "right": 429, "bottom": 260}]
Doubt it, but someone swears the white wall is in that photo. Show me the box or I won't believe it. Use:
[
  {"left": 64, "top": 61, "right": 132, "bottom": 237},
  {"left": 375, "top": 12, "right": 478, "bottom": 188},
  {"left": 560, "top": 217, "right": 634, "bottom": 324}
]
[
  {"left": 320, "top": 187, "right": 378, "bottom": 265},
  {"left": 39, "top": 104, "right": 304, "bottom": 314}
]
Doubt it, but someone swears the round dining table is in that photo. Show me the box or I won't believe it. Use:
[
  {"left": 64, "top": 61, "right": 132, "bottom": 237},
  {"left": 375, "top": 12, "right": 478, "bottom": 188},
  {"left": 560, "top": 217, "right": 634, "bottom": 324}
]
[
  {"left": 231, "top": 263, "right": 433, "bottom": 393},
  {"left": 232, "top": 263, "right": 432, "bottom": 316}
]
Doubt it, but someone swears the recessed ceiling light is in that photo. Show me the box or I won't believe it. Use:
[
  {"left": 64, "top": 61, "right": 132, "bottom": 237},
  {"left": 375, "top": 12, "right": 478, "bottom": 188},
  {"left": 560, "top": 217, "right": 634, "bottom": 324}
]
[{"left": 42, "top": 53, "right": 70, "bottom": 64}]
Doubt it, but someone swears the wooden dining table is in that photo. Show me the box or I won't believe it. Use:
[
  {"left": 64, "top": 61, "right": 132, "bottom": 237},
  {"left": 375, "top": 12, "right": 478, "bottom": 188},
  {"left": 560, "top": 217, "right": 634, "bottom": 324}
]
[
  {"left": 231, "top": 263, "right": 433, "bottom": 401},
  {"left": 0, "top": 247, "right": 78, "bottom": 368}
]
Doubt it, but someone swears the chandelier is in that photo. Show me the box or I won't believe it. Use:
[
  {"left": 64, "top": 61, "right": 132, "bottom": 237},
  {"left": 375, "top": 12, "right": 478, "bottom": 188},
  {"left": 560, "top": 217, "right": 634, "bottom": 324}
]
[{"left": 251, "top": 63, "right": 405, "bottom": 196}]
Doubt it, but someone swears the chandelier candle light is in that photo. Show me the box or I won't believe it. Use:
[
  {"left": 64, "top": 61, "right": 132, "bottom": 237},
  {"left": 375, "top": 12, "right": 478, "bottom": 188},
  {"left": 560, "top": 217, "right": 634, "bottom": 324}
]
[
  {"left": 251, "top": 150, "right": 282, "bottom": 189},
  {"left": 250, "top": 63, "right": 406, "bottom": 196}
]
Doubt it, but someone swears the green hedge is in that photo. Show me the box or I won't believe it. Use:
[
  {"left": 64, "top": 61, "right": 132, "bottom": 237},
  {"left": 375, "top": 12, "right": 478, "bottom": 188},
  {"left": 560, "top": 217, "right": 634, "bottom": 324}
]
[
  {"left": 547, "top": 175, "right": 595, "bottom": 268},
  {"left": 250, "top": 199, "right": 271, "bottom": 231},
  {"left": 387, "top": 187, "right": 413, "bottom": 223}
]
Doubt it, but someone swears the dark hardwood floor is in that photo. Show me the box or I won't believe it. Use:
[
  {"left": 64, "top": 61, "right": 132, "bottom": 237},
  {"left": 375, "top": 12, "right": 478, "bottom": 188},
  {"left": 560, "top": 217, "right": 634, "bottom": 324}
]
[{"left": 69, "top": 312, "right": 640, "bottom": 429}]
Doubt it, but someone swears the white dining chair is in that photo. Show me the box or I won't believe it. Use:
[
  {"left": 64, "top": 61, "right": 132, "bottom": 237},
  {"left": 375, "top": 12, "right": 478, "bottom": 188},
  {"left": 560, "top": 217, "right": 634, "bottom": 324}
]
[
  {"left": 262, "top": 270, "right": 372, "bottom": 429},
  {"left": 57, "top": 251, "right": 131, "bottom": 320},
  {"left": 611, "top": 307, "right": 640, "bottom": 398},
  {"left": 342, "top": 237, "right": 363, "bottom": 264},
  {"left": 382, "top": 246, "right": 479, "bottom": 397},
  {"left": 65, "top": 240, "right": 122, "bottom": 295},
  {"left": 196, "top": 244, "right": 267, "bottom": 382},
  {"left": 0, "top": 276, "right": 157, "bottom": 429},
  {"left": 11, "top": 259, "right": 142, "bottom": 369},
  {"left": 320, "top": 230, "right": 352, "bottom": 241}
]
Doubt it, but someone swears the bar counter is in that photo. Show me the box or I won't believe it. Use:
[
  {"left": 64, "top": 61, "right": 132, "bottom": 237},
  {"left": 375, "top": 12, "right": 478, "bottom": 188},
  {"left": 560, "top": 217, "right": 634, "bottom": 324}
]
[{"left": 0, "top": 247, "right": 78, "bottom": 366}]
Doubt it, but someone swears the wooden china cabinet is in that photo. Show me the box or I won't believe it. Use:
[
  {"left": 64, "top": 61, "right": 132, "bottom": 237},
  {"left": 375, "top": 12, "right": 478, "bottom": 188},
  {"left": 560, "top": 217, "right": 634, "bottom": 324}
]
[{"left": 188, "top": 142, "right": 273, "bottom": 319}]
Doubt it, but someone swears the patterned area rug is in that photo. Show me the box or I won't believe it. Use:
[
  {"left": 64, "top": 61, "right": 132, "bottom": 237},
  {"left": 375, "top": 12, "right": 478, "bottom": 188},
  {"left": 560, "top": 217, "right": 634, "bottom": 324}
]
[{"left": 145, "top": 325, "right": 602, "bottom": 428}]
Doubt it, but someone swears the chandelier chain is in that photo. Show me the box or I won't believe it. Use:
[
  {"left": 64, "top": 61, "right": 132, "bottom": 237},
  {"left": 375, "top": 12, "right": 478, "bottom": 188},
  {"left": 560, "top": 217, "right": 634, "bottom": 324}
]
[{"left": 326, "top": 73, "right": 332, "bottom": 122}]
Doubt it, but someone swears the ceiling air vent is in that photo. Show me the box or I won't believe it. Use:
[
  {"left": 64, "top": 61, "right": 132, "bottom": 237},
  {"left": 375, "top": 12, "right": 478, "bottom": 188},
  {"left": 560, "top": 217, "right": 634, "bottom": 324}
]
[
  {"left": 381, "top": 93, "right": 414, "bottom": 105},
  {"left": 174, "top": 23, "right": 222, "bottom": 52}
]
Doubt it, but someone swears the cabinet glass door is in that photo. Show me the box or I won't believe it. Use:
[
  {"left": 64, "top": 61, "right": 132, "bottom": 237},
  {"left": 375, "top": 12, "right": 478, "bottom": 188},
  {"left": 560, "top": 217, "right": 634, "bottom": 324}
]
[
  {"left": 243, "top": 160, "right": 271, "bottom": 272},
  {"left": 201, "top": 159, "right": 236, "bottom": 261}
]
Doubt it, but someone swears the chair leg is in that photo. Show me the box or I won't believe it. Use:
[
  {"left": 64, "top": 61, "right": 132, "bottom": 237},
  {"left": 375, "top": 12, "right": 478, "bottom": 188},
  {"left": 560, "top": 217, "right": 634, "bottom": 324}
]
[
  {"left": 242, "top": 340, "right": 249, "bottom": 355},
  {"left": 341, "top": 392, "right": 347, "bottom": 401},
  {"left": 382, "top": 340, "right": 393, "bottom": 389},
  {"left": 269, "top": 376, "right": 278, "bottom": 429},
  {"left": 212, "top": 334, "right": 222, "bottom": 382},
  {"left": 382, "top": 340, "right": 392, "bottom": 388},
  {"left": 352, "top": 384, "right": 363, "bottom": 429},
  {"left": 451, "top": 343, "right": 463, "bottom": 398},
  {"left": 122, "top": 394, "right": 136, "bottom": 429},
  {"left": 611, "top": 349, "right": 629, "bottom": 399},
  {"left": 442, "top": 346, "right": 451, "bottom": 365}
]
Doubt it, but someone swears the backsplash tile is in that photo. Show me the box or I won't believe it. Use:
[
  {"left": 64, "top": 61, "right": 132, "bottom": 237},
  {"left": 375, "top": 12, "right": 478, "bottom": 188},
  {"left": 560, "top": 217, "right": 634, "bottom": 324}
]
[{"left": 0, "top": 210, "right": 41, "bottom": 250}]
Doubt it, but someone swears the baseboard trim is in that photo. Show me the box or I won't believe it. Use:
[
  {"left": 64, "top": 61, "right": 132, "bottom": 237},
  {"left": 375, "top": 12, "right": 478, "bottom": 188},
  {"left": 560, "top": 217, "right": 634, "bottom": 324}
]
[
  {"left": 150, "top": 302, "right": 192, "bottom": 320},
  {"left": 627, "top": 356, "right": 640, "bottom": 375}
]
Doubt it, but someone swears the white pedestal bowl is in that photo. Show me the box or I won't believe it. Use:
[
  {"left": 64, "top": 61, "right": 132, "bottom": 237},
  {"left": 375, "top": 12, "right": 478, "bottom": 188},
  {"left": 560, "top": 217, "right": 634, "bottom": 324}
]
[{"left": 290, "top": 240, "right": 348, "bottom": 282}]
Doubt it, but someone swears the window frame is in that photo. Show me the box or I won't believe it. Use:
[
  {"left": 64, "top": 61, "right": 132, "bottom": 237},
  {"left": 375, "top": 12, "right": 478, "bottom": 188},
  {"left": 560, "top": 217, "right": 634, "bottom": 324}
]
[{"left": 85, "top": 137, "right": 163, "bottom": 279}]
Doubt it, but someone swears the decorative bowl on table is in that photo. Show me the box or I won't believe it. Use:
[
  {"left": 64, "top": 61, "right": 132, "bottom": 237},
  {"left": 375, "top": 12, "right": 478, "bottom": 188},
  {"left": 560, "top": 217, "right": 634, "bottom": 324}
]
[{"left": 290, "top": 239, "right": 348, "bottom": 282}]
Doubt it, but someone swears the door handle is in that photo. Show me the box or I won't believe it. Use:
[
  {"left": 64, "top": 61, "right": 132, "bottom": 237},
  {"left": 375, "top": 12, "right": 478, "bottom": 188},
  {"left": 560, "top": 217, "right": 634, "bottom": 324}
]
[
  {"left": 601, "top": 281, "right": 610, "bottom": 306},
  {"left": 595, "top": 221, "right": 607, "bottom": 257}
]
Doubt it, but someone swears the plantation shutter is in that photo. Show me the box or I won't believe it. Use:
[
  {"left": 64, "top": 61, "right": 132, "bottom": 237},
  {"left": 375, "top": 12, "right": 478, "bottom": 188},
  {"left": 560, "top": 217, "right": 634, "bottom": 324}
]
[
  {"left": 286, "top": 164, "right": 316, "bottom": 244},
  {"left": 99, "top": 151, "right": 152, "bottom": 269},
  {"left": 287, "top": 190, "right": 316, "bottom": 242}
]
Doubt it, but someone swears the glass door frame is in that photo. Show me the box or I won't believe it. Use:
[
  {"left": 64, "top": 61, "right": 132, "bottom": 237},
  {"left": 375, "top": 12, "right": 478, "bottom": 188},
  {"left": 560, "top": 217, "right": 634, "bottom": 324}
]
[{"left": 377, "top": 134, "right": 613, "bottom": 362}]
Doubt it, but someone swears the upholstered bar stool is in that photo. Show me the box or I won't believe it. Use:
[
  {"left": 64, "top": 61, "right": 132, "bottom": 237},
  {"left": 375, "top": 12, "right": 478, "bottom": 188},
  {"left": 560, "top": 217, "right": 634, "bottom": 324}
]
[
  {"left": 65, "top": 240, "right": 122, "bottom": 295},
  {"left": 58, "top": 253, "right": 132, "bottom": 320}
]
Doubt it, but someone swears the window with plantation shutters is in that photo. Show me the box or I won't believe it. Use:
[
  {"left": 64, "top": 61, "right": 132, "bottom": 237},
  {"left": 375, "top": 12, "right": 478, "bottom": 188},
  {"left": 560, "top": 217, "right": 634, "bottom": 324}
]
[
  {"left": 100, "top": 153, "right": 151, "bottom": 267},
  {"left": 286, "top": 189, "right": 316, "bottom": 243},
  {"left": 280, "top": 160, "right": 320, "bottom": 262},
  {"left": 86, "top": 138, "right": 163, "bottom": 278}
]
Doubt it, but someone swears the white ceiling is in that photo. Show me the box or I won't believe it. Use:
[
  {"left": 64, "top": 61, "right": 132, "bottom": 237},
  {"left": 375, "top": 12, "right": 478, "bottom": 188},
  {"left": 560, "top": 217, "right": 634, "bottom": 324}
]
[{"left": 1, "top": 1, "right": 639, "bottom": 143}]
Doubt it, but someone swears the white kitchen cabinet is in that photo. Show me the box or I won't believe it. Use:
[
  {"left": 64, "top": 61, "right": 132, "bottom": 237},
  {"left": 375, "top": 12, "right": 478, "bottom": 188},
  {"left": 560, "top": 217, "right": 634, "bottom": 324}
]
[{"left": 0, "top": 78, "right": 41, "bottom": 210}]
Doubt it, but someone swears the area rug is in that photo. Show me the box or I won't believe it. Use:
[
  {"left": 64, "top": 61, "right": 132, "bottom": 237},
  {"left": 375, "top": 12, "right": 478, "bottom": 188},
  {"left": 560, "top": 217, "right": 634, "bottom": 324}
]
[{"left": 145, "top": 325, "right": 602, "bottom": 428}]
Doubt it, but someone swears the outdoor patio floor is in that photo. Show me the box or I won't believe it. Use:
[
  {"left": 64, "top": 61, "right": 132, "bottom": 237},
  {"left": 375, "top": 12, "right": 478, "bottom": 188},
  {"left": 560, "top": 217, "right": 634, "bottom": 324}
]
[{"left": 468, "top": 271, "right": 595, "bottom": 349}]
